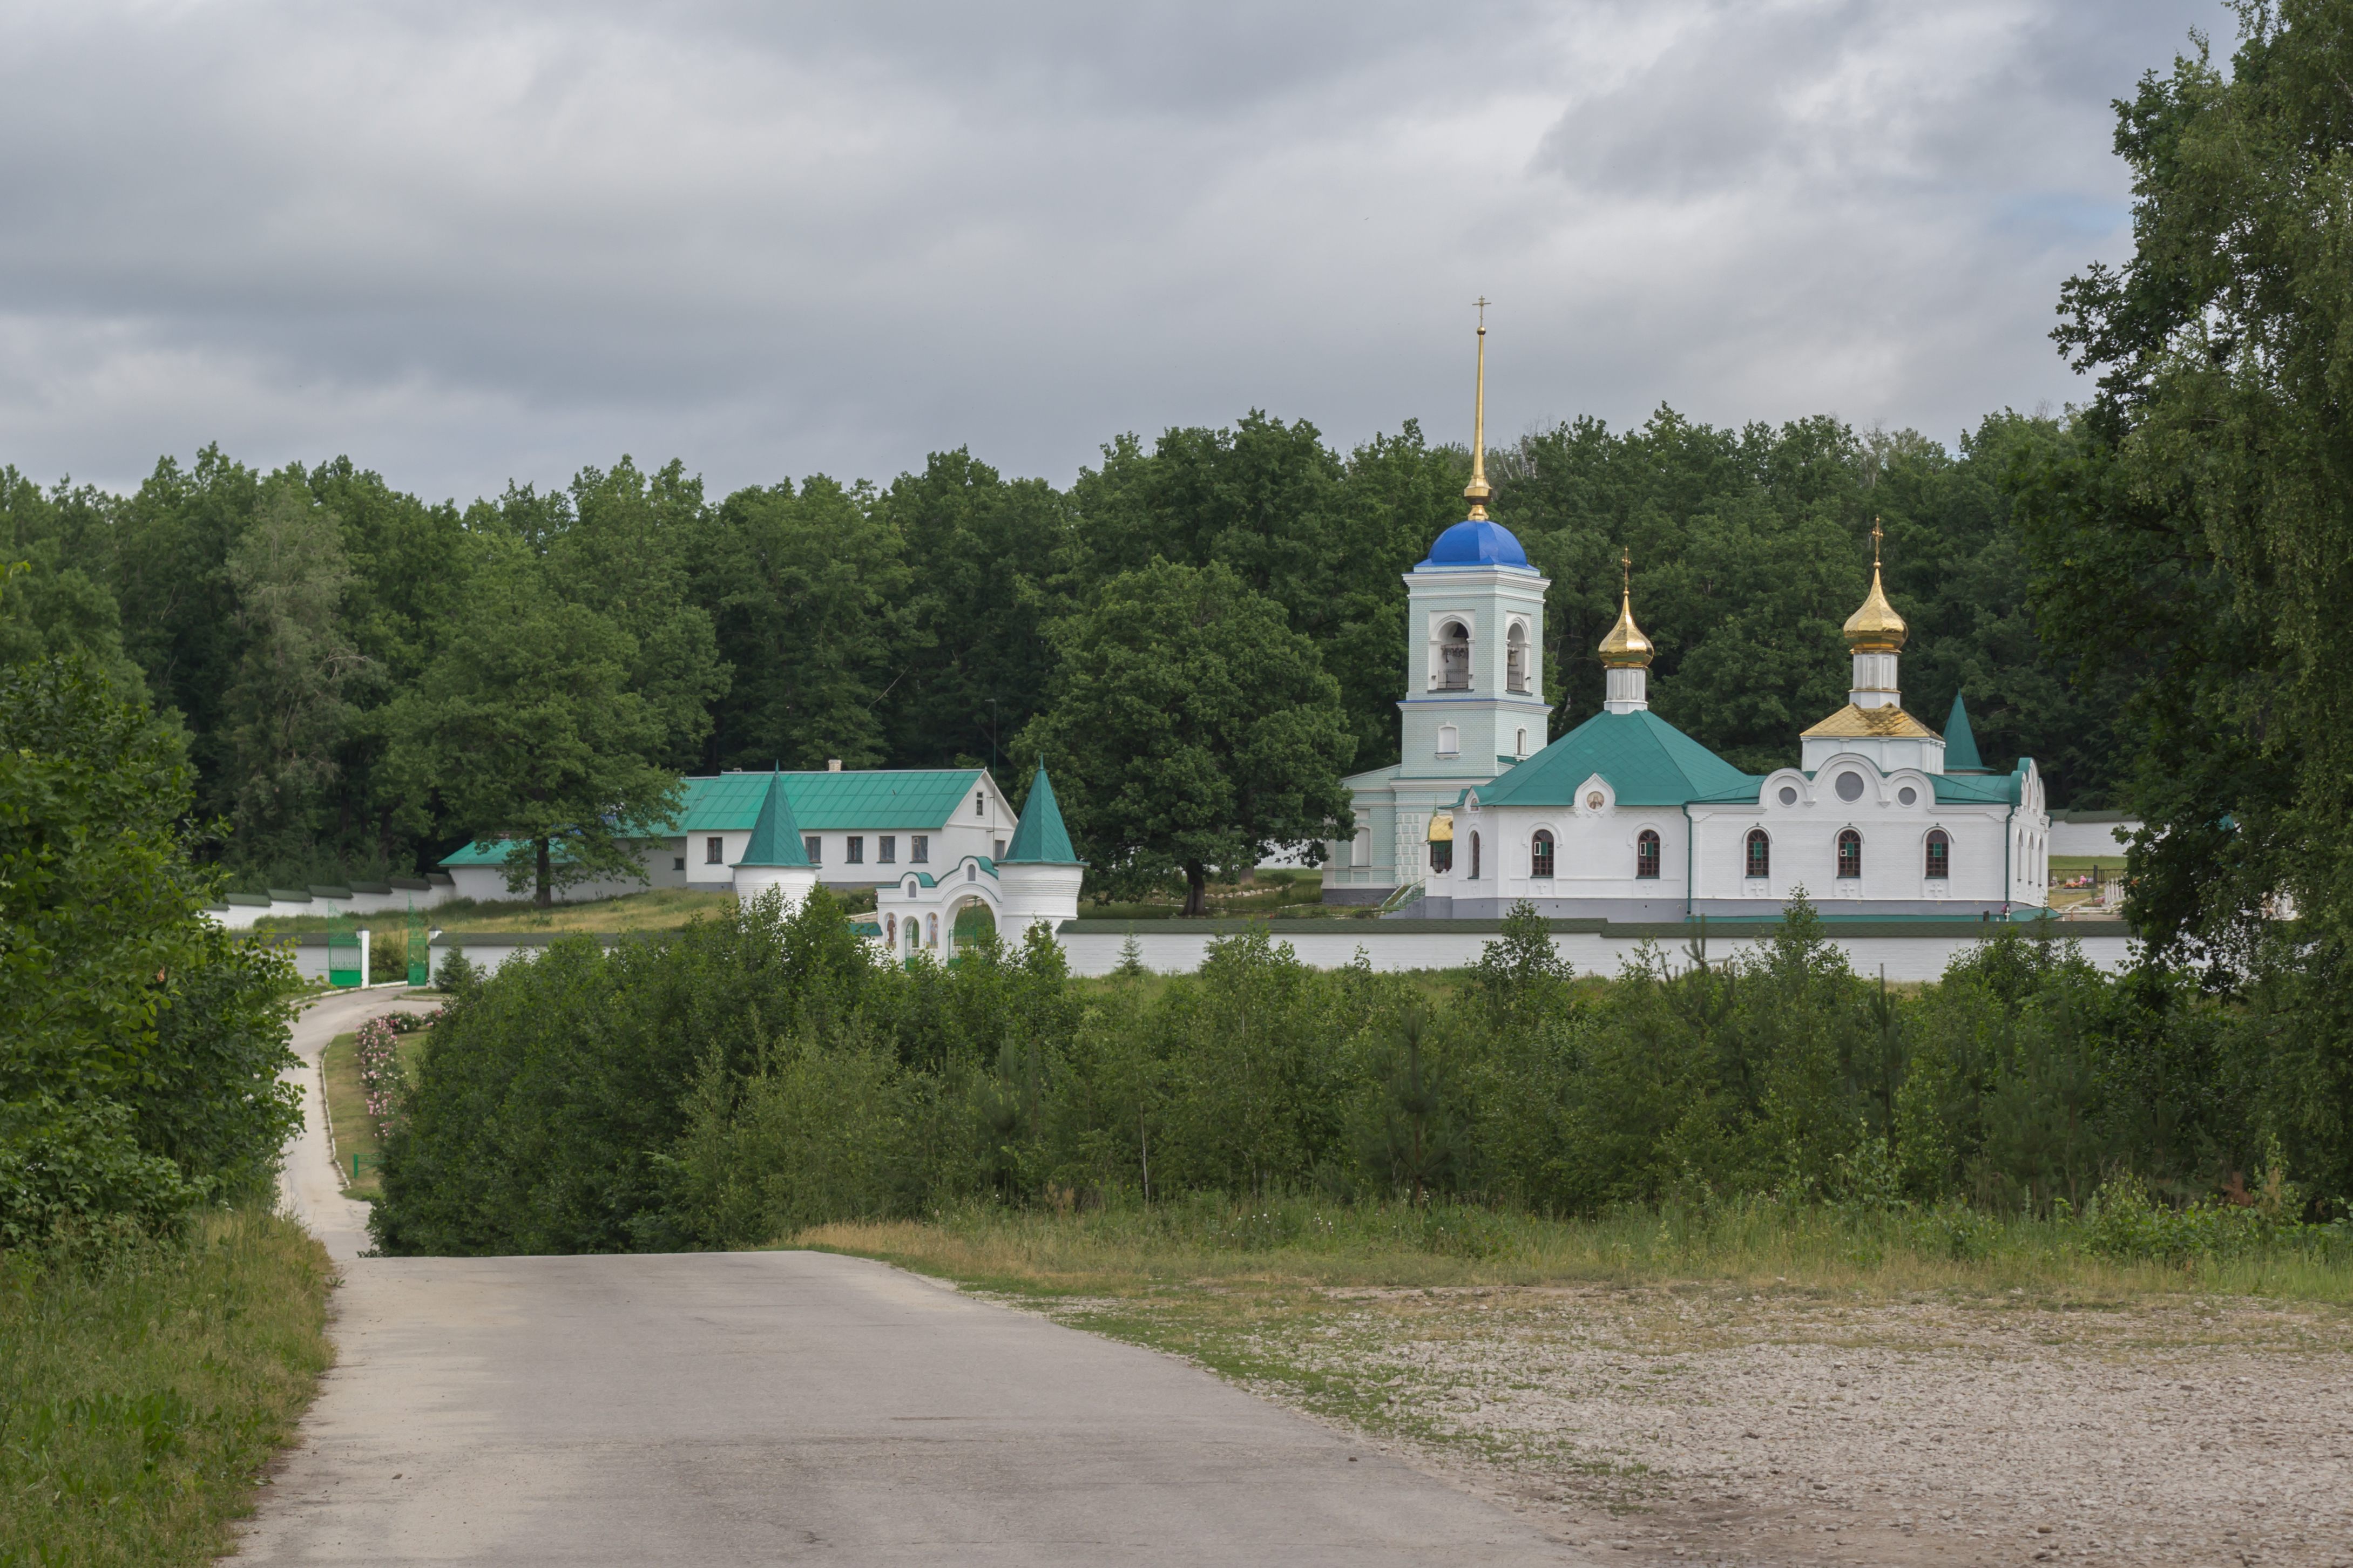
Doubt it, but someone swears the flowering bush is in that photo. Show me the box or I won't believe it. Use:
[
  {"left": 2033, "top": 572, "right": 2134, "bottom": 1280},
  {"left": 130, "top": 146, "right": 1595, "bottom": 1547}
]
[{"left": 352, "top": 1012, "right": 438, "bottom": 1139}]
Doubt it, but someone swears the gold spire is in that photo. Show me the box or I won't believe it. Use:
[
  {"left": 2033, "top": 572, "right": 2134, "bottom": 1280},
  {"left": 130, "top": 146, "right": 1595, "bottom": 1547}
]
[
  {"left": 1843, "top": 518, "right": 1908, "bottom": 651},
  {"left": 1463, "top": 297, "right": 1492, "bottom": 520},
  {"left": 1598, "top": 548, "right": 1654, "bottom": 667}
]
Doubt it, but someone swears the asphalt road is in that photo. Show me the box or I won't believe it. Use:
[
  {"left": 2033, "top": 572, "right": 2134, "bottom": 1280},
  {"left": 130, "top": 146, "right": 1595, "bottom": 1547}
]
[{"left": 241, "top": 989, "right": 1584, "bottom": 1566}]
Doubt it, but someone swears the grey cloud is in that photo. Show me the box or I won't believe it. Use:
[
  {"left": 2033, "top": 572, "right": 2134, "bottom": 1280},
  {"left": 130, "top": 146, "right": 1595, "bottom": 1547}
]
[{"left": 0, "top": 0, "right": 2232, "bottom": 500}]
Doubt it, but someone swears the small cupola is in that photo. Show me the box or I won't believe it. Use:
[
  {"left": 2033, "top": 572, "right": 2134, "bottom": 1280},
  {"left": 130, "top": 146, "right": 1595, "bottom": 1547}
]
[{"left": 1598, "top": 551, "right": 1653, "bottom": 714}]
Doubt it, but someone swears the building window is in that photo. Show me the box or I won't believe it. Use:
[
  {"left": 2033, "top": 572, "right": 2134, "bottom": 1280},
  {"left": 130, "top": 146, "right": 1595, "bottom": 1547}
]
[
  {"left": 804, "top": 836, "right": 822, "bottom": 864},
  {"left": 1531, "top": 830, "right": 1554, "bottom": 879},
  {"left": 966, "top": 862, "right": 977, "bottom": 881},
  {"left": 1429, "top": 839, "right": 1453, "bottom": 874},
  {"left": 911, "top": 834, "right": 928, "bottom": 863},
  {"left": 1514, "top": 727, "right": 1529, "bottom": 758},
  {"left": 1437, "top": 723, "right": 1460, "bottom": 757},
  {"left": 1506, "top": 622, "right": 1529, "bottom": 693},
  {"left": 1437, "top": 620, "right": 1471, "bottom": 689},
  {"left": 1469, "top": 831, "right": 1481, "bottom": 880},
  {"left": 880, "top": 836, "right": 896, "bottom": 864},
  {"left": 1746, "top": 830, "right": 1770, "bottom": 879},
  {"left": 995, "top": 838, "right": 1006, "bottom": 860},
  {"left": 1926, "top": 829, "right": 1950, "bottom": 879},
  {"left": 975, "top": 792, "right": 986, "bottom": 817},
  {"left": 1837, "top": 829, "right": 1863, "bottom": 880},
  {"left": 1637, "top": 829, "right": 1661, "bottom": 880},
  {"left": 847, "top": 836, "right": 864, "bottom": 864},
  {"left": 673, "top": 857, "right": 685, "bottom": 872},
  {"left": 705, "top": 836, "right": 724, "bottom": 865}
]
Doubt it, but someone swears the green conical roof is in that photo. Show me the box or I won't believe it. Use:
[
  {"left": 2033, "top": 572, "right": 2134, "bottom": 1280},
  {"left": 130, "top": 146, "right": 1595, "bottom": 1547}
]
[
  {"left": 1000, "top": 765, "right": 1083, "bottom": 865},
  {"left": 1943, "top": 694, "right": 1986, "bottom": 771},
  {"left": 735, "top": 772, "right": 814, "bottom": 868}
]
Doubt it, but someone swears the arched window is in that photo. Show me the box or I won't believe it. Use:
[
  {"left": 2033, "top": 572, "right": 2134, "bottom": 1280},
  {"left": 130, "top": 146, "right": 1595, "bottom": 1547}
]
[
  {"left": 1514, "top": 727, "right": 1529, "bottom": 758},
  {"left": 1438, "top": 621, "right": 1471, "bottom": 689},
  {"left": 1506, "top": 622, "right": 1529, "bottom": 693},
  {"left": 1437, "top": 723, "right": 1460, "bottom": 757},
  {"left": 1637, "top": 829, "right": 1661, "bottom": 879},
  {"left": 1925, "top": 829, "right": 1950, "bottom": 880},
  {"left": 1531, "top": 830, "right": 1554, "bottom": 879},
  {"left": 1746, "top": 830, "right": 1770, "bottom": 879},
  {"left": 1469, "top": 831, "right": 1482, "bottom": 880},
  {"left": 1837, "top": 829, "right": 1863, "bottom": 880}
]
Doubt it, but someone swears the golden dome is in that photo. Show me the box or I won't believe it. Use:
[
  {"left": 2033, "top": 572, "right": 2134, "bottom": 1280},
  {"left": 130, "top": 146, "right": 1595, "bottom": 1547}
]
[
  {"left": 1844, "top": 564, "right": 1908, "bottom": 651},
  {"left": 1598, "top": 588, "right": 1653, "bottom": 668},
  {"left": 1844, "top": 520, "right": 1908, "bottom": 651}
]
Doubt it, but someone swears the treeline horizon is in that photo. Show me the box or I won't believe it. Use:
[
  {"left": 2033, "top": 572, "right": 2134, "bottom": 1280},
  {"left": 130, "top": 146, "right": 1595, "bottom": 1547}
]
[{"left": 0, "top": 402, "right": 2129, "bottom": 895}]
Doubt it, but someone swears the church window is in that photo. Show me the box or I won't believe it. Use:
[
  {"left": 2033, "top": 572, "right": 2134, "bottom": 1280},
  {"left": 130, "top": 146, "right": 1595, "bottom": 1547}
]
[
  {"left": 847, "top": 836, "right": 864, "bottom": 864},
  {"left": 975, "top": 792, "right": 986, "bottom": 817},
  {"left": 1837, "top": 829, "right": 1862, "bottom": 880},
  {"left": 1531, "top": 830, "right": 1554, "bottom": 879},
  {"left": 1469, "top": 831, "right": 1480, "bottom": 880},
  {"left": 1746, "top": 830, "right": 1770, "bottom": 879},
  {"left": 1637, "top": 830, "right": 1660, "bottom": 879},
  {"left": 966, "top": 862, "right": 977, "bottom": 881},
  {"left": 995, "top": 838, "right": 1007, "bottom": 859},
  {"left": 1506, "top": 623, "right": 1529, "bottom": 693},
  {"left": 911, "top": 834, "right": 929, "bottom": 863},
  {"left": 1926, "top": 829, "right": 1949, "bottom": 879},
  {"left": 880, "top": 836, "right": 896, "bottom": 863},
  {"left": 1897, "top": 786, "right": 1917, "bottom": 806},
  {"left": 706, "top": 836, "right": 724, "bottom": 865},
  {"left": 1835, "top": 772, "right": 1865, "bottom": 802},
  {"left": 1437, "top": 724, "right": 1459, "bottom": 757},
  {"left": 1429, "top": 839, "right": 1453, "bottom": 874},
  {"left": 1515, "top": 727, "right": 1529, "bottom": 757},
  {"left": 1777, "top": 786, "right": 1798, "bottom": 806},
  {"left": 804, "top": 836, "right": 822, "bottom": 864},
  {"left": 673, "top": 857, "right": 685, "bottom": 872},
  {"left": 1438, "top": 621, "right": 1471, "bottom": 689}
]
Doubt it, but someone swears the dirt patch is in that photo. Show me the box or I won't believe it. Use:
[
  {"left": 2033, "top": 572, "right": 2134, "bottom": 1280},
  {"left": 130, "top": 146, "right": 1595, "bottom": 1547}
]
[{"left": 1024, "top": 1284, "right": 2353, "bottom": 1567}]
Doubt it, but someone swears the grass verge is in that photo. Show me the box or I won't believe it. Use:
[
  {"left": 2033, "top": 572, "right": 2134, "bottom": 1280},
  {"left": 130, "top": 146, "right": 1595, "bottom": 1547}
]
[
  {"left": 0, "top": 1207, "right": 336, "bottom": 1567},
  {"left": 319, "top": 1023, "right": 431, "bottom": 1198},
  {"left": 796, "top": 1194, "right": 2353, "bottom": 1304}
]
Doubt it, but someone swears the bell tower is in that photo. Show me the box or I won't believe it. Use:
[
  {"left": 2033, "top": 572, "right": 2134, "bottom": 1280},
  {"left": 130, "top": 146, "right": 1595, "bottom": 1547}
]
[{"left": 1395, "top": 303, "right": 1552, "bottom": 777}]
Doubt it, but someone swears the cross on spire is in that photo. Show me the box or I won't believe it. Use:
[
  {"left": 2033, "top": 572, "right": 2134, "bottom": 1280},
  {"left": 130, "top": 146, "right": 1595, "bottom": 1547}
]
[
  {"left": 1464, "top": 297, "right": 1492, "bottom": 519},
  {"left": 1871, "top": 516, "right": 1884, "bottom": 569},
  {"left": 1621, "top": 547, "right": 1631, "bottom": 598}
]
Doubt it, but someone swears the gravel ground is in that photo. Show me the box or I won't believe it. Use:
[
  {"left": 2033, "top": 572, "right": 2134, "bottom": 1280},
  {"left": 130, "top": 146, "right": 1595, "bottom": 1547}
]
[{"left": 1041, "top": 1285, "right": 2353, "bottom": 1567}]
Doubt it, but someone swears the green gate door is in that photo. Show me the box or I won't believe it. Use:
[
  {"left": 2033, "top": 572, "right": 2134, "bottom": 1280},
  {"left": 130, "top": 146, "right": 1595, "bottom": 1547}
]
[
  {"left": 405, "top": 899, "right": 429, "bottom": 988},
  {"left": 327, "top": 919, "right": 362, "bottom": 989}
]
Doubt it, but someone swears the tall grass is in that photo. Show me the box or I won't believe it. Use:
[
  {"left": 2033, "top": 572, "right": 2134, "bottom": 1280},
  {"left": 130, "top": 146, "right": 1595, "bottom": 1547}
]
[
  {"left": 799, "top": 1193, "right": 2353, "bottom": 1303},
  {"left": 0, "top": 1207, "right": 335, "bottom": 1567}
]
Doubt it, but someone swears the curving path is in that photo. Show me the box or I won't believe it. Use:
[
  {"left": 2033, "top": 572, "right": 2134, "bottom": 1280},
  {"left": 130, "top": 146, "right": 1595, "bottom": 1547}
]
[{"left": 239, "top": 992, "right": 1585, "bottom": 1565}]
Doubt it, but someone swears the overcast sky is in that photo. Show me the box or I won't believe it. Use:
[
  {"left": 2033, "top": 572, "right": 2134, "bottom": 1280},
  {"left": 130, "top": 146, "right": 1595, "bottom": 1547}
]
[{"left": 0, "top": 0, "right": 2226, "bottom": 504}]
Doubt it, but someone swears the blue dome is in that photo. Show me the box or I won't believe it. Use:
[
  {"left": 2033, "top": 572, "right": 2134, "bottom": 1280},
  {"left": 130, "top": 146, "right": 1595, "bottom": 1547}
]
[{"left": 1417, "top": 517, "right": 1530, "bottom": 570}]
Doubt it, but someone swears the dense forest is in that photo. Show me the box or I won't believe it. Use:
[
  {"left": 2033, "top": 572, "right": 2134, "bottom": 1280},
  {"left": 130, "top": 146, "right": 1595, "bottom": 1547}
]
[{"left": 0, "top": 404, "right": 2125, "bottom": 896}]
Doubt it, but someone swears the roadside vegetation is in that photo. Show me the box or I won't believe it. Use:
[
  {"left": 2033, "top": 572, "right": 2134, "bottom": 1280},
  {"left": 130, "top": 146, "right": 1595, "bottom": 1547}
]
[
  {"left": 0, "top": 1208, "right": 336, "bottom": 1568},
  {"left": 320, "top": 1014, "right": 436, "bottom": 1198},
  {"left": 2, "top": 572, "right": 328, "bottom": 1564},
  {"left": 370, "top": 889, "right": 2352, "bottom": 1280}
]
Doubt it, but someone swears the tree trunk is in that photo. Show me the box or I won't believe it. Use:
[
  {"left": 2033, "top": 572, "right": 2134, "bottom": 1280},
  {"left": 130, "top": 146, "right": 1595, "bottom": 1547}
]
[
  {"left": 1184, "top": 864, "right": 1207, "bottom": 917},
  {"left": 536, "top": 837, "right": 552, "bottom": 907}
]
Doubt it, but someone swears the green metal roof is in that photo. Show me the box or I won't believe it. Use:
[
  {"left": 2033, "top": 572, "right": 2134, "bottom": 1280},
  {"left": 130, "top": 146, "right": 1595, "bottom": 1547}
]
[
  {"left": 736, "top": 774, "right": 814, "bottom": 868},
  {"left": 1001, "top": 765, "right": 1083, "bottom": 864},
  {"left": 1475, "top": 709, "right": 1757, "bottom": 809},
  {"left": 440, "top": 768, "right": 989, "bottom": 866},
  {"left": 1931, "top": 763, "right": 2025, "bottom": 806},
  {"left": 1943, "top": 695, "right": 1986, "bottom": 770}
]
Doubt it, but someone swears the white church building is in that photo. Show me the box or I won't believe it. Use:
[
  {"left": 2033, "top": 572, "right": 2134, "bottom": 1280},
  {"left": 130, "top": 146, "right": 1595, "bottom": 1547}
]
[{"left": 1328, "top": 346, "right": 2051, "bottom": 920}]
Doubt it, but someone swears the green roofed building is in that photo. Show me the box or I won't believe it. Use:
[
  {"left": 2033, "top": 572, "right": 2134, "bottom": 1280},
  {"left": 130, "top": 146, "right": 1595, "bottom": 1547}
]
[
  {"left": 438, "top": 763, "right": 1021, "bottom": 901},
  {"left": 1330, "top": 314, "right": 2053, "bottom": 922}
]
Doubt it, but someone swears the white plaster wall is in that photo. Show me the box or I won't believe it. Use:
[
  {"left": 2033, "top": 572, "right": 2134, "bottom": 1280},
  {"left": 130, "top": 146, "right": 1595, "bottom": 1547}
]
[
  {"left": 2050, "top": 818, "right": 2136, "bottom": 857},
  {"left": 1055, "top": 927, "right": 2135, "bottom": 981}
]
